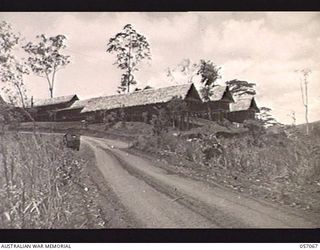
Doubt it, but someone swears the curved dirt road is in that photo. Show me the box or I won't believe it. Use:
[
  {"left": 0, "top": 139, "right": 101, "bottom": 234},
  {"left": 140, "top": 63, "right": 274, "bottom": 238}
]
[{"left": 82, "top": 136, "right": 317, "bottom": 228}]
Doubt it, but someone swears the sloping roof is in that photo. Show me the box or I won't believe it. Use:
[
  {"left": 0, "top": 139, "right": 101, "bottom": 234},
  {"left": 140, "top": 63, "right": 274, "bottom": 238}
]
[
  {"left": 210, "top": 85, "right": 228, "bottom": 101},
  {"left": 0, "top": 95, "right": 5, "bottom": 104},
  {"left": 199, "top": 85, "right": 234, "bottom": 102},
  {"left": 79, "top": 83, "right": 196, "bottom": 113},
  {"left": 30, "top": 95, "right": 78, "bottom": 108},
  {"left": 230, "top": 97, "right": 259, "bottom": 112},
  {"left": 59, "top": 99, "right": 92, "bottom": 111}
]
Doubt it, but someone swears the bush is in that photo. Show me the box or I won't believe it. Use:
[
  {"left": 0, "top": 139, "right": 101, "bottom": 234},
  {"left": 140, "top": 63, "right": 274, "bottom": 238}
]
[
  {"left": 132, "top": 135, "right": 157, "bottom": 152},
  {"left": 142, "top": 111, "right": 149, "bottom": 124},
  {"left": 243, "top": 119, "right": 266, "bottom": 145},
  {"left": 103, "top": 112, "right": 117, "bottom": 130},
  {"left": 150, "top": 108, "right": 170, "bottom": 137}
]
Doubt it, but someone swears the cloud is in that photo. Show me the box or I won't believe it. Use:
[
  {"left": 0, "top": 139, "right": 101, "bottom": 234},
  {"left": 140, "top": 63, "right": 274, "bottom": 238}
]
[
  {"left": 202, "top": 17, "right": 319, "bottom": 62},
  {"left": 265, "top": 12, "right": 320, "bottom": 31},
  {"left": 199, "top": 14, "right": 320, "bottom": 123},
  {"left": 144, "top": 13, "right": 200, "bottom": 43}
]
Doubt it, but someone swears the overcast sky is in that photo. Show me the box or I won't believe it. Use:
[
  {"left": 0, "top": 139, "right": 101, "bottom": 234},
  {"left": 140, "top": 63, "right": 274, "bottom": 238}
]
[{"left": 0, "top": 12, "right": 319, "bottom": 124}]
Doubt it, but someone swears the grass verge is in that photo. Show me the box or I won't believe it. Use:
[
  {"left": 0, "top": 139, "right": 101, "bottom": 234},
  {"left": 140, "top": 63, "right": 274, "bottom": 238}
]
[
  {"left": 0, "top": 131, "right": 133, "bottom": 228},
  {"left": 131, "top": 127, "right": 320, "bottom": 218}
]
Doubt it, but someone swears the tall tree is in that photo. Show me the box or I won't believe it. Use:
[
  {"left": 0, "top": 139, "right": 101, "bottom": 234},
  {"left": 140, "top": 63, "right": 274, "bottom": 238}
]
[
  {"left": 107, "top": 24, "right": 151, "bottom": 93},
  {"left": 197, "top": 59, "right": 221, "bottom": 87},
  {"left": 225, "top": 79, "right": 256, "bottom": 98},
  {"left": 197, "top": 60, "right": 221, "bottom": 120},
  {"left": 23, "top": 34, "right": 70, "bottom": 98},
  {"left": 0, "top": 21, "right": 36, "bottom": 125},
  {"left": 0, "top": 21, "right": 19, "bottom": 56},
  {"left": 197, "top": 60, "right": 221, "bottom": 101},
  {"left": 0, "top": 21, "right": 29, "bottom": 108},
  {"left": 295, "top": 68, "right": 311, "bottom": 135},
  {"left": 0, "top": 57, "right": 29, "bottom": 108}
]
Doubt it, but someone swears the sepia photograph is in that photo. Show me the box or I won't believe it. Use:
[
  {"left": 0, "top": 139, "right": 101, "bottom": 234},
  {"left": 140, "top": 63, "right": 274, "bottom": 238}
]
[{"left": 0, "top": 11, "right": 319, "bottom": 231}]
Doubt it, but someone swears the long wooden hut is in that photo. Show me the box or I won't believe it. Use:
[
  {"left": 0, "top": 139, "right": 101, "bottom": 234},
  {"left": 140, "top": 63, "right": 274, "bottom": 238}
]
[
  {"left": 227, "top": 96, "right": 260, "bottom": 123},
  {"left": 56, "top": 83, "right": 202, "bottom": 125},
  {"left": 54, "top": 99, "right": 92, "bottom": 122},
  {"left": 29, "top": 94, "right": 79, "bottom": 121}
]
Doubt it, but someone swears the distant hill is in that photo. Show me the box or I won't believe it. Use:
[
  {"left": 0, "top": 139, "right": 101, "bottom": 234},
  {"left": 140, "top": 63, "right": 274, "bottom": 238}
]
[{"left": 296, "top": 120, "right": 320, "bottom": 135}]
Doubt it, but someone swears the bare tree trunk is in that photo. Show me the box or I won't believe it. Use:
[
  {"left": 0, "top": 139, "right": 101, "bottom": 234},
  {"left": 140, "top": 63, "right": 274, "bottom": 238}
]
[
  {"left": 297, "top": 69, "right": 311, "bottom": 135},
  {"left": 16, "top": 83, "right": 26, "bottom": 109},
  {"left": 45, "top": 72, "right": 54, "bottom": 98},
  {"left": 172, "top": 113, "right": 175, "bottom": 129},
  {"left": 208, "top": 104, "right": 212, "bottom": 120},
  {"left": 50, "top": 68, "right": 56, "bottom": 98},
  {"left": 302, "top": 70, "right": 310, "bottom": 135},
  {"left": 305, "top": 80, "right": 309, "bottom": 135},
  {"left": 127, "top": 34, "right": 132, "bottom": 93}
]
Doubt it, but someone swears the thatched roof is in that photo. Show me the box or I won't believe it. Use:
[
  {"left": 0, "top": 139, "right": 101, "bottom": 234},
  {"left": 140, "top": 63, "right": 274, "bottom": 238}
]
[
  {"left": 0, "top": 95, "right": 5, "bottom": 104},
  {"left": 199, "top": 85, "right": 234, "bottom": 102},
  {"left": 59, "top": 99, "right": 92, "bottom": 111},
  {"left": 210, "top": 85, "right": 228, "bottom": 101},
  {"left": 78, "top": 83, "right": 197, "bottom": 113},
  {"left": 30, "top": 95, "right": 78, "bottom": 108},
  {"left": 230, "top": 97, "right": 259, "bottom": 112}
]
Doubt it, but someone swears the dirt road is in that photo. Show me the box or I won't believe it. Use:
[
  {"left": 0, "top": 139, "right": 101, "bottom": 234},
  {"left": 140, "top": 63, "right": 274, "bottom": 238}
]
[{"left": 82, "top": 136, "right": 317, "bottom": 228}]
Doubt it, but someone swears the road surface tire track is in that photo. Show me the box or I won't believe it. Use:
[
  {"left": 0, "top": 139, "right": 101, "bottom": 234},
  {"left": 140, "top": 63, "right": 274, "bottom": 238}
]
[
  {"left": 97, "top": 144, "right": 247, "bottom": 228},
  {"left": 83, "top": 138, "right": 218, "bottom": 227},
  {"left": 83, "top": 136, "right": 317, "bottom": 228},
  {"left": 81, "top": 143, "right": 140, "bottom": 228}
]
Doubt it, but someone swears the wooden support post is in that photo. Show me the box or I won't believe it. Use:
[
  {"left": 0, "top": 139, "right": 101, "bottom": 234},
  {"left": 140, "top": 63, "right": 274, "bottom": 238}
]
[
  {"left": 187, "top": 112, "right": 190, "bottom": 130},
  {"left": 172, "top": 113, "right": 175, "bottom": 129}
]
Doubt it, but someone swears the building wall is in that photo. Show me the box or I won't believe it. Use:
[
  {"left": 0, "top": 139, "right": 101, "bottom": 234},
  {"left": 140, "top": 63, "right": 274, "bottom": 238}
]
[
  {"left": 77, "top": 99, "right": 202, "bottom": 125},
  {"left": 32, "top": 97, "right": 78, "bottom": 121},
  {"left": 227, "top": 110, "right": 256, "bottom": 123},
  {"left": 209, "top": 101, "right": 230, "bottom": 111},
  {"left": 55, "top": 108, "right": 85, "bottom": 122}
]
